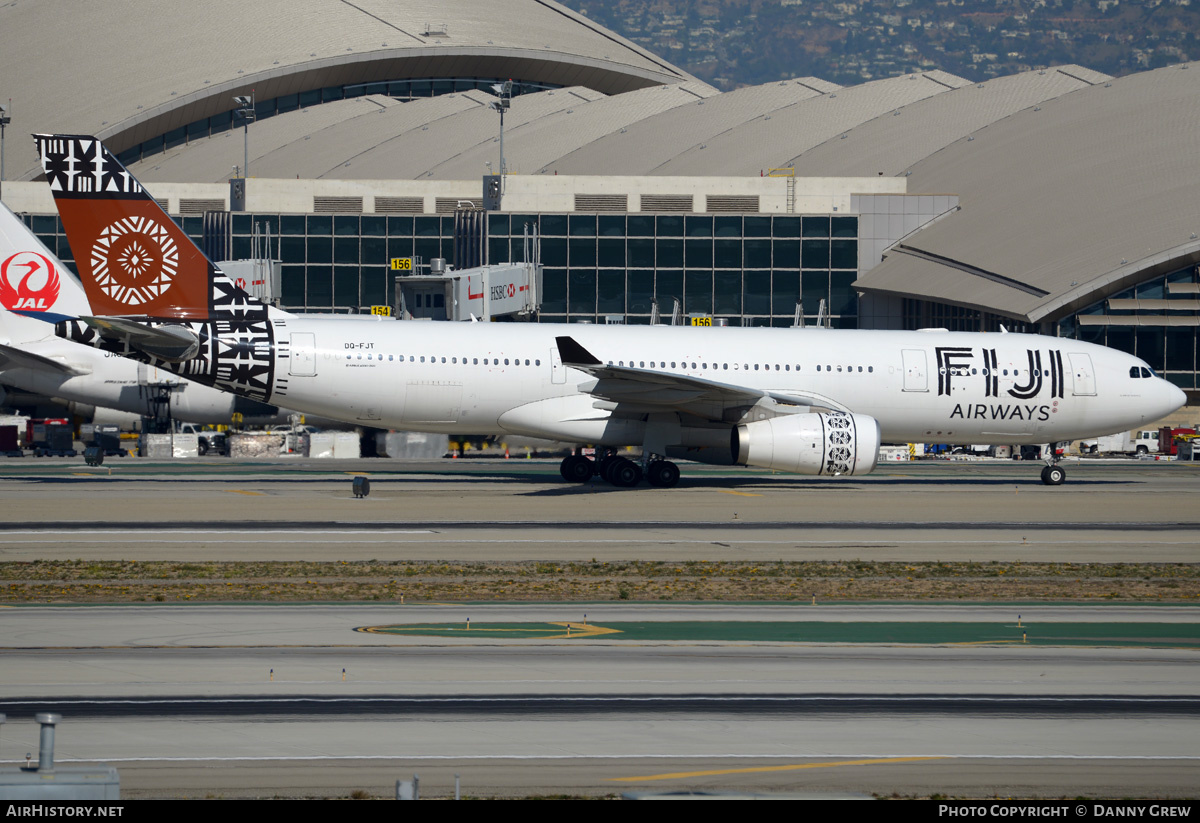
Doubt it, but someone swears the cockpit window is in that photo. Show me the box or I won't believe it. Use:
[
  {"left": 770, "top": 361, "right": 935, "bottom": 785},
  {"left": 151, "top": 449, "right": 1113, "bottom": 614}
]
[
  {"left": 1130, "top": 366, "right": 1140, "bottom": 378},
  {"left": 1142, "top": 367, "right": 1154, "bottom": 378}
]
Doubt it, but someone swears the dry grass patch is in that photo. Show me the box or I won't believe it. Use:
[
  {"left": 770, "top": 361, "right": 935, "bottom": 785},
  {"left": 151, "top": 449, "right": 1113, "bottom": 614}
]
[{"left": 2, "top": 559, "right": 1198, "bottom": 604}]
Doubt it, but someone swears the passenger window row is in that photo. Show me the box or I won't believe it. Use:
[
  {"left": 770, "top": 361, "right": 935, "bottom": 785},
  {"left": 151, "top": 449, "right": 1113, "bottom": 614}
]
[
  {"left": 604, "top": 361, "right": 875, "bottom": 374},
  {"left": 341, "top": 351, "right": 877, "bottom": 376},
  {"left": 344, "top": 353, "right": 542, "bottom": 366},
  {"left": 941, "top": 368, "right": 1054, "bottom": 377}
]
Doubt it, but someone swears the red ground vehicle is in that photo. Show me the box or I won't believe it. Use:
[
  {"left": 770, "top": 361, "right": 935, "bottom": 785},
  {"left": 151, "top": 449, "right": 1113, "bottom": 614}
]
[
  {"left": 28, "top": 418, "right": 76, "bottom": 457},
  {"left": 1157, "top": 427, "right": 1198, "bottom": 456}
]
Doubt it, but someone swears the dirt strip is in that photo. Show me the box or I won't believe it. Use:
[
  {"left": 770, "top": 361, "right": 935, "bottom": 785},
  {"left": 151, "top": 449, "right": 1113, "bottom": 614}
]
[{"left": 3, "top": 559, "right": 1198, "bottom": 604}]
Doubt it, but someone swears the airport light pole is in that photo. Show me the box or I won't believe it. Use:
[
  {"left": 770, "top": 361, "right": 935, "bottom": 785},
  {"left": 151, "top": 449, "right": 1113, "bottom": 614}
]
[
  {"left": 489, "top": 80, "right": 512, "bottom": 192},
  {"left": 233, "top": 93, "right": 255, "bottom": 179},
  {"left": 0, "top": 101, "right": 10, "bottom": 201}
]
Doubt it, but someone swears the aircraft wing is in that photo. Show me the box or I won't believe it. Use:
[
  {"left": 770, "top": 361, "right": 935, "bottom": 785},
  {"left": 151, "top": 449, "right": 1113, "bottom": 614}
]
[
  {"left": 0, "top": 342, "right": 89, "bottom": 375},
  {"left": 81, "top": 316, "right": 201, "bottom": 363},
  {"left": 555, "top": 335, "right": 843, "bottom": 414}
]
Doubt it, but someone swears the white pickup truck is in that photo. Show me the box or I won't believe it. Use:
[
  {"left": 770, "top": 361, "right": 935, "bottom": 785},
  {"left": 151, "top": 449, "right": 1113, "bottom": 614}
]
[
  {"left": 176, "top": 423, "right": 224, "bottom": 456},
  {"left": 1081, "top": 430, "right": 1160, "bottom": 455}
]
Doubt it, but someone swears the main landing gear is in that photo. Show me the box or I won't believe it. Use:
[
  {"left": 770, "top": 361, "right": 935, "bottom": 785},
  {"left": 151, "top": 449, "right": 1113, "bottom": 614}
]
[
  {"left": 558, "top": 449, "right": 681, "bottom": 488},
  {"left": 559, "top": 453, "right": 595, "bottom": 483}
]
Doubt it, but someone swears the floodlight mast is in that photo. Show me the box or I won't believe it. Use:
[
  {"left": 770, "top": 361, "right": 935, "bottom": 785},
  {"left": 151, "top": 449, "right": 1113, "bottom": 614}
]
[
  {"left": 233, "top": 93, "right": 255, "bottom": 180},
  {"left": 490, "top": 80, "right": 512, "bottom": 194},
  {"left": 0, "top": 101, "right": 10, "bottom": 200}
]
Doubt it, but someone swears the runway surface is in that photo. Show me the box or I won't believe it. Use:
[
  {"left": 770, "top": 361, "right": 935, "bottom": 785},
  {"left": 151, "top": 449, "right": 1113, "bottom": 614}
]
[
  {"left": 2, "top": 602, "right": 1199, "bottom": 798},
  {"left": 2, "top": 458, "right": 1199, "bottom": 797},
  {"left": 1, "top": 458, "right": 1199, "bottom": 562}
]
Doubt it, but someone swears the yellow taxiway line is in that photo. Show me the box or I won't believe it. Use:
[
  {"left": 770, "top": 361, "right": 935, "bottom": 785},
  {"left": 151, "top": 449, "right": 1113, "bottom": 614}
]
[{"left": 611, "top": 755, "right": 948, "bottom": 782}]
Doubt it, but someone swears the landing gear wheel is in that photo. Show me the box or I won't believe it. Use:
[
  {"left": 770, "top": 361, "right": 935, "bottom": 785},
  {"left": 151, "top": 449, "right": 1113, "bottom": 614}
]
[
  {"left": 1041, "top": 465, "right": 1065, "bottom": 485},
  {"left": 559, "top": 455, "right": 594, "bottom": 483},
  {"left": 646, "top": 460, "right": 681, "bottom": 488},
  {"left": 595, "top": 451, "right": 617, "bottom": 478},
  {"left": 607, "top": 458, "right": 643, "bottom": 488},
  {"left": 599, "top": 456, "right": 621, "bottom": 484}
]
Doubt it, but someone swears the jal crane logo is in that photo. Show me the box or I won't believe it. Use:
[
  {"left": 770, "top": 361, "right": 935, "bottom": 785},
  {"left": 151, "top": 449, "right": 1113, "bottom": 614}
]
[
  {"left": 90, "top": 215, "right": 179, "bottom": 308},
  {"left": 0, "top": 251, "right": 61, "bottom": 312}
]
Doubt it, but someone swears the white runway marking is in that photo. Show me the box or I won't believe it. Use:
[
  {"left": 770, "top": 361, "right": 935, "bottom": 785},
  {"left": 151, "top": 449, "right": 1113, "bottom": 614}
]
[{"left": 0, "top": 529, "right": 436, "bottom": 536}]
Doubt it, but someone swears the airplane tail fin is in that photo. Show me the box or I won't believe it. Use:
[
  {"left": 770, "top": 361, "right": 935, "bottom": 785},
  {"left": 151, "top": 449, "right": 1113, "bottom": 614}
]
[
  {"left": 32, "top": 134, "right": 254, "bottom": 321},
  {"left": 0, "top": 201, "right": 90, "bottom": 319}
]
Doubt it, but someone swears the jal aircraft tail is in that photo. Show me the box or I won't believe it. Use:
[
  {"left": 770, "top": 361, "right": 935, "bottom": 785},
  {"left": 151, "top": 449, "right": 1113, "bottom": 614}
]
[
  {"left": 0, "top": 200, "right": 91, "bottom": 322},
  {"left": 0, "top": 201, "right": 95, "bottom": 373},
  {"left": 32, "top": 134, "right": 258, "bottom": 322}
]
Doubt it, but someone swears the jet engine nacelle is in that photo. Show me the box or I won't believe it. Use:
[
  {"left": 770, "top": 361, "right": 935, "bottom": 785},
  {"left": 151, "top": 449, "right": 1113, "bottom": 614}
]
[{"left": 732, "top": 411, "right": 880, "bottom": 476}]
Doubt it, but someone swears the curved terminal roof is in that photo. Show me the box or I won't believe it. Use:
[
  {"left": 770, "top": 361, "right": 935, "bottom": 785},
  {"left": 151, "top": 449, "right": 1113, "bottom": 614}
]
[
  {"left": 149, "top": 69, "right": 977, "bottom": 183},
  {"left": 133, "top": 81, "right": 718, "bottom": 183},
  {"left": 791, "top": 66, "right": 1110, "bottom": 178},
  {"left": 649, "top": 71, "right": 972, "bottom": 177},
  {"left": 134, "top": 87, "right": 596, "bottom": 182},
  {"left": 422, "top": 81, "right": 717, "bottom": 179},
  {"left": 855, "top": 62, "right": 1200, "bottom": 323},
  {"left": 544, "top": 76, "right": 841, "bottom": 176},
  {"left": 0, "top": 0, "right": 698, "bottom": 181}
]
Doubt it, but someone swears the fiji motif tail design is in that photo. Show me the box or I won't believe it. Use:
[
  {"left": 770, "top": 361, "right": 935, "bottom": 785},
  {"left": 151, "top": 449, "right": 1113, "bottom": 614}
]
[{"left": 33, "top": 134, "right": 277, "bottom": 403}]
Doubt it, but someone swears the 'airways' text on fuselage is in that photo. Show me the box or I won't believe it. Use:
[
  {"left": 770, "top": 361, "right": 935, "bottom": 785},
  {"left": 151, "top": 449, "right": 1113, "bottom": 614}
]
[{"left": 950, "top": 403, "right": 1052, "bottom": 422}]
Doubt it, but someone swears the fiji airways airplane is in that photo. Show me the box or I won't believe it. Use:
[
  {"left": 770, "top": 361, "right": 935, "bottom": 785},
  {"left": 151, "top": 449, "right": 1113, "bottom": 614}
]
[
  {"left": 30, "top": 134, "right": 1186, "bottom": 486},
  {"left": 0, "top": 202, "right": 290, "bottom": 424}
]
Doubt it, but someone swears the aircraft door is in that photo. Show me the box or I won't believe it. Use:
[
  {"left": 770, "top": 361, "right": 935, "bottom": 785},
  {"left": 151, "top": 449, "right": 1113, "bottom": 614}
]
[
  {"left": 1067, "top": 352, "right": 1096, "bottom": 396},
  {"left": 902, "top": 349, "right": 928, "bottom": 392},
  {"left": 289, "top": 333, "right": 316, "bottom": 376},
  {"left": 550, "top": 347, "right": 566, "bottom": 384}
]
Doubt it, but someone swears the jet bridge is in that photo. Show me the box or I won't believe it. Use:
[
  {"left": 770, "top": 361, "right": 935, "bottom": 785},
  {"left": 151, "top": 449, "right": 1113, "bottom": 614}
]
[
  {"left": 396, "top": 259, "right": 541, "bottom": 321},
  {"left": 394, "top": 208, "right": 542, "bottom": 321}
]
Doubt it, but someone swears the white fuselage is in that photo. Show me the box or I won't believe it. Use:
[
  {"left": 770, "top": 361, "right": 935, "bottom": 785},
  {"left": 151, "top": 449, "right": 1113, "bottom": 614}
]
[{"left": 272, "top": 318, "right": 1185, "bottom": 446}]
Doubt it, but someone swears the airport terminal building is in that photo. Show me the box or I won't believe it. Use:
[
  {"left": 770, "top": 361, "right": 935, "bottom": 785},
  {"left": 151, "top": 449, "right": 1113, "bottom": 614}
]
[{"left": 3, "top": 0, "right": 1199, "bottom": 398}]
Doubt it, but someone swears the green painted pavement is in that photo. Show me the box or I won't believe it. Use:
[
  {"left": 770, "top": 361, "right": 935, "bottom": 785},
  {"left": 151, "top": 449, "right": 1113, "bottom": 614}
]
[{"left": 354, "top": 621, "right": 1200, "bottom": 647}]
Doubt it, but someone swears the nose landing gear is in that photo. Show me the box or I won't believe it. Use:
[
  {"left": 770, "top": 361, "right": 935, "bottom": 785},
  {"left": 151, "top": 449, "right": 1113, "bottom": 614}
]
[
  {"left": 1039, "top": 442, "right": 1066, "bottom": 485},
  {"left": 1040, "top": 464, "right": 1065, "bottom": 485}
]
